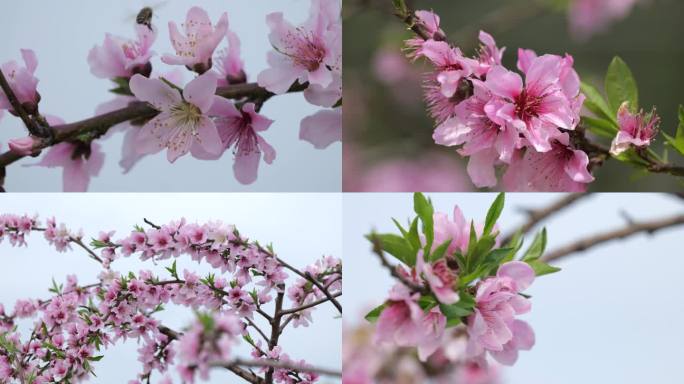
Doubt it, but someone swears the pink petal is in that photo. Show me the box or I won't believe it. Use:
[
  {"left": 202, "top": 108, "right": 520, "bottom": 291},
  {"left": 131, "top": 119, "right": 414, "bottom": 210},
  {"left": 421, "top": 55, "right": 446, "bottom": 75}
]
[
  {"left": 195, "top": 116, "right": 223, "bottom": 155},
  {"left": 257, "top": 136, "right": 276, "bottom": 164},
  {"left": 510, "top": 320, "right": 535, "bottom": 350},
  {"left": 129, "top": 75, "right": 181, "bottom": 111},
  {"left": 516, "top": 48, "right": 538, "bottom": 73},
  {"left": 63, "top": 160, "right": 88, "bottom": 192},
  {"left": 208, "top": 96, "right": 241, "bottom": 118},
  {"left": 299, "top": 109, "right": 341, "bottom": 149},
  {"left": 183, "top": 73, "right": 217, "bottom": 113},
  {"left": 257, "top": 52, "right": 301, "bottom": 94},
  {"left": 21, "top": 49, "right": 38, "bottom": 74},
  {"left": 136, "top": 112, "right": 172, "bottom": 155},
  {"left": 233, "top": 151, "right": 260, "bottom": 185},
  {"left": 565, "top": 149, "right": 594, "bottom": 183},
  {"left": 467, "top": 149, "right": 498, "bottom": 188},
  {"left": 485, "top": 66, "right": 522, "bottom": 100},
  {"left": 242, "top": 103, "right": 273, "bottom": 132},
  {"left": 497, "top": 261, "right": 535, "bottom": 291}
]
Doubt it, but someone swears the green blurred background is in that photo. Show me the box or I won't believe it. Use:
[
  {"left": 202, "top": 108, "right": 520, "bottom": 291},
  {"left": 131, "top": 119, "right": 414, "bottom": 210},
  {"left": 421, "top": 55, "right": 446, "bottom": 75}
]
[{"left": 343, "top": 0, "right": 684, "bottom": 191}]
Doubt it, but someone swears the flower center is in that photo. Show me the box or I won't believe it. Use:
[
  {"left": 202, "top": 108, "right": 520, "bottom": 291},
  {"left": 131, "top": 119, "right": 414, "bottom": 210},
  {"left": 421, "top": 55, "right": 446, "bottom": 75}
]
[
  {"left": 514, "top": 89, "right": 543, "bottom": 122},
  {"left": 282, "top": 27, "right": 326, "bottom": 72},
  {"left": 170, "top": 101, "right": 203, "bottom": 128}
]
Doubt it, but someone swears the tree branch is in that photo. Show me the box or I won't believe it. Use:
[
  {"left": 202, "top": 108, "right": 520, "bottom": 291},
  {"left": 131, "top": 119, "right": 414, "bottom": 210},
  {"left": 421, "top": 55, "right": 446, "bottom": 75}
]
[
  {"left": 214, "top": 358, "right": 342, "bottom": 378},
  {"left": 542, "top": 214, "right": 684, "bottom": 262},
  {"left": 0, "top": 82, "right": 306, "bottom": 169},
  {"left": 275, "top": 256, "right": 342, "bottom": 314},
  {"left": 501, "top": 194, "right": 589, "bottom": 245},
  {"left": 279, "top": 291, "right": 343, "bottom": 316}
]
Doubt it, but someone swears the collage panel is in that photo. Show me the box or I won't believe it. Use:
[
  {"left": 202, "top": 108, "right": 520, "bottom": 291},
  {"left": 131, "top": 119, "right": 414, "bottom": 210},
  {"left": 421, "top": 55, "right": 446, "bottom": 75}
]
[
  {"left": 0, "top": 0, "right": 341, "bottom": 192},
  {"left": 343, "top": 0, "right": 684, "bottom": 192},
  {"left": 0, "top": 193, "right": 342, "bottom": 383},
  {"left": 343, "top": 192, "right": 684, "bottom": 383}
]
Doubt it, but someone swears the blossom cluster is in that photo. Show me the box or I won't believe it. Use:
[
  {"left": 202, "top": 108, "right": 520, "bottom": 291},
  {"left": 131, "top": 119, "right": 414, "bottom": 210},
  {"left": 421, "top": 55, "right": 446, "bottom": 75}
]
[
  {"left": 0, "top": 1, "right": 341, "bottom": 190},
  {"left": 0, "top": 215, "right": 341, "bottom": 383},
  {"left": 407, "top": 11, "right": 593, "bottom": 191},
  {"left": 367, "top": 193, "right": 557, "bottom": 373}
]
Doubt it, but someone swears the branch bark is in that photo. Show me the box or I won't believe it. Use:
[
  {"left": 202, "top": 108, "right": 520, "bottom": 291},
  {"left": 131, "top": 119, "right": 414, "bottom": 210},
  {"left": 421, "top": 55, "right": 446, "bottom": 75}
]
[
  {"left": 501, "top": 194, "right": 589, "bottom": 245},
  {"left": 214, "top": 358, "right": 342, "bottom": 378},
  {"left": 0, "top": 68, "right": 44, "bottom": 136},
  {"left": 543, "top": 214, "right": 684, "bottom": 262}
]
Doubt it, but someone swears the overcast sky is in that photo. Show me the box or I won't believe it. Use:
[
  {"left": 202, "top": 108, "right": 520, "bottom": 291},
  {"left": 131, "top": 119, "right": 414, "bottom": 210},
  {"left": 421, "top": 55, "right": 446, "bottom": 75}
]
[
  {"left": 0, "top": 193, "right": 342, "bottom": 383},
  {"left": 343, "top": 193, "right": 684, "bottom": 384},
  {"left": 0, "top": 0, "right": 340, "bottom": 192}
]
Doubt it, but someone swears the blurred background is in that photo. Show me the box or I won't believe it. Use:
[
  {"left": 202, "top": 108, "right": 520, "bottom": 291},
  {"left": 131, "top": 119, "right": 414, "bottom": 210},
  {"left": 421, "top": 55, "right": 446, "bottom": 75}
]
[
  {"left": 0, "top": 193, "right": 341, "bottom": 383},
  {"left": 343, "top": 0, "right": 684, "bottom": 191},
  {"left": 0, "top": 0, "right": 341, "bottom": 191},
  {"left": 343, "top": 193, "right": 684, "bottom": 383}
]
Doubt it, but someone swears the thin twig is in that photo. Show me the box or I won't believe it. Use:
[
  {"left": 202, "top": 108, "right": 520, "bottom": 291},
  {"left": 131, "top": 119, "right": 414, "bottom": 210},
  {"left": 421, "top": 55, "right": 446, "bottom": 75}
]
[
  {"left": 369, "top": 233, "right": 429, "bottom": 295},
  {"left": 0, "top": 69, "right": 43, "bottom": 136},
  {"left": 214, "top": 358, "right": 342, "bottom": 378},
  {"left": 501, "top": 194, "right": 589, "bottom": 245},
  {"left": 279, "top": 291, "right": 343, "bottom": 316},
  {"left": 542, "top": 214, "right": 684, "bottom": 262},
  {"left": 305, "top": 271, "right": 342, "bottom": 314},
  {"left": 276, "top": 256, "right": 342, "bottom": 314}
]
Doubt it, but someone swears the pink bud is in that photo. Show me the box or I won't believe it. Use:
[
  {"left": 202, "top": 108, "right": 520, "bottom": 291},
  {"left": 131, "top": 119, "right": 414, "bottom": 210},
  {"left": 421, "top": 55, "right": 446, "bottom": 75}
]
[{"left": 8, "top": 136, "right": 36, "bottom": 156}]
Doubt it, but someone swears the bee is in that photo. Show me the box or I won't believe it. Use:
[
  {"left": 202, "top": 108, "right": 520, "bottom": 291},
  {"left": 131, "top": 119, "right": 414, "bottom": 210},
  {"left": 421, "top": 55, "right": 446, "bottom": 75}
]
[{"left": 136, "top": 7, "right": 154, "bottom": 31}]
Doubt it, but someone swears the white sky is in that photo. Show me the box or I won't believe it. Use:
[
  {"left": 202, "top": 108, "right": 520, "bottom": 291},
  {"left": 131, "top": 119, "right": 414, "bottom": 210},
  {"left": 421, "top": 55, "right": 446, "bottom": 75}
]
[
  {"left": 0, "top": 0, "right": 340, "bottom": 192},
  {"left": 343, "top": 193, "right": 684, "bottom": 384},
  {"left": 0, "top": 193, "right": 342, "bottom": 383}
]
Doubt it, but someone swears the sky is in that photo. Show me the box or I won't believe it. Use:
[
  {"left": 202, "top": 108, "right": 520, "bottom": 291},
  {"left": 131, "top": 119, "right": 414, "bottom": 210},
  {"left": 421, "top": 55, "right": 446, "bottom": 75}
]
[
  {"left": 0, "top": 193, "right": 342, "bottom": 383},
  {"left": 343, "top": 193, "right": 684, "bottom": 384},
  {"left": 0, "top": 0, "right": 340, "bottom": 192}
]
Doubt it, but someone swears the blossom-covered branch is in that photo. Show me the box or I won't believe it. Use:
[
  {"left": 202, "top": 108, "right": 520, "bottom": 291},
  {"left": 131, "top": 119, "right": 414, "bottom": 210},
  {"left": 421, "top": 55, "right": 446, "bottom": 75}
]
[
  {"left": 390, "top": 1, "right": 684, "bottom": 191},
  {"left": 0, "top": 214, "right": 342, "bottom": 383}
]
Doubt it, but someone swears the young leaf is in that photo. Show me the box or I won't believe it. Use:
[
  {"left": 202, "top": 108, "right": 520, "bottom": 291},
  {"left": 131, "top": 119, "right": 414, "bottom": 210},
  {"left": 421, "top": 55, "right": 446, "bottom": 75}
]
[
  {"left": 418, "top": 295, "right": 438, "bottom": 312},
  {"left": 413, "top": 193, "right": 434, "bottom": 251},
  {"left": 526, "top": 259, "right": 561, "bottom": 276},
  {"left": 580, "top": 81, "right": 615, "bottom": 123},
  {"left": 365, "top": 303, "right": 388, "bottom": 323},
  {"left": 663, "top": 105, "right": 684, "bottom": 157},
  {"left": 368, "top": 233, "right": 416, "bottom": 266},
  {"left": 483, "top": 193, "right": 505, "bottom": 236},
  {"left": 605, "top": 56, "right": 638, "bottom": 114},
  {"left": 392, "top": 218, "right": 408, "bottom": 238},
  {"left": 581, "top": 116, "right": 618, "bottom": 139},
  {"left": 429, "top": 238, "right": 453, "bottom": 263},
  {"left": 406, "top": 217, "right": 421, "bottom": 250},
  {"left": 521, "top": 228, "right": 547, "bottom": 261}
]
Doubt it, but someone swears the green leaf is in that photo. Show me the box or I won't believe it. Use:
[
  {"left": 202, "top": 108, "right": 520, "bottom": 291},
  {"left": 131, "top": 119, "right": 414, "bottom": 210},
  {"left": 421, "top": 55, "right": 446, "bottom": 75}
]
[
  {"left": 483, "top": 193, "right": 505, "bottom": 236},
  {"left": 418, "top": 295, "right": 438, "bottom": 312},
  {"left": 413, "top": 193, "right": 434, "bottom": 252},
  {"left": 406, "top": 217, "right": 421, "bottom": 250},
  {"left": 467, "top": 234, "right": 496, "bottom": 273},
  {"left": 88, "top": 355, "right": 104, "bottom": 362},
  {"left": 365, "top": 303, "right": 388, "bottom": 323},
  {"left": 391, "top": 218, "right": 408, "bottom": 238},
  {"left": 663, "top": 105, "right": 684, "bottom": 156},
  {"left": 580, "top": 81, "right": 615, "bottom": 123},
  {"left": 429, "top": 238, "right": 452, "bottom": 263},
  {"left": 605, "top": 56, "right": 638, "bottom": 114},
  {"left": 369, "top": 233, "right": 416, "bottom": 266},
  {"left": 439, "top": 302, "right": 472, "bottom": 319},
  {"left": 526, "top": 259, "right": 562, "bottom": 276},
  {"left": 581, "top": 116, "right": 618, "bottom": 139},
  {"left": 90, "top": 239, "right": 109, "bottom": 249},
  {"left": 522, "top": 229, "right": 547, "bottom": 261},
  {"left": 165, "top": 260, "right": 179, "bottom": 280}
]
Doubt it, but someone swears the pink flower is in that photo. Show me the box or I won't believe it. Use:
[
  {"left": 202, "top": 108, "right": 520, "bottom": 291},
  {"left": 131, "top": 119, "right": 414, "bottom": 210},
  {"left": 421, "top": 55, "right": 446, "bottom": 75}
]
[
  {"left": 417, "top": 250, "right": 459, "bottom": 305},
  {"left": 610, "top": 102, "right": 659, "bottom": 156},
  {"left": 205, "top": 99, "right": 275, "bottom": 185},
  {"left": 8, "top": 136, "right": 37, "bottom": 156},
  {"left": 569, "top": 0, "right": 639, "bottom": 41},
  {"left": 433, "top": 205, "right": 470, "bottom": 255},
  {"left": 26, "top": 116, "right": 105, "bottom": 192},
  {"left": 299, "top": 109, "right": 341, "bottom": 149},
  {"left": 414, "top": 40, "right": 477, "bottom": 99},
  {"left": 257, "top": 0, "right": 341, "bottom": 94},
  {"left": 213, "top": 30, "right": 245, "bottom": 86},
  {"left": 466, "top": 261, "right": 536, "bottom": 365},
  {"left": 415, "top": 10, "right": 446, "bottom": 41},
  {"left": 162, "top": 7, "right": 229, "bottom": 73},
  {"left": 374, "top": 284, "right": 446, "bottom": 361},
  {"left": 129, "top": 73, "right": 223, "bottom": 163},
  {"left": 474, "top": 31, "right": 506, "bottom": 76},
  {"left": 484, "top": 54, "right": 580, "bottom": 152},
  {"left": 502, "top": 133, "right": 594, "bottom": 192},
  {"left": 434, "top": 79, "right": 519, "bottom": 188},
  {"left": 0, "top": 49, "right": 39, "bottom": 114},
  {"left": 88, "top": 25, "right": 156, "bottom": 79}
]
